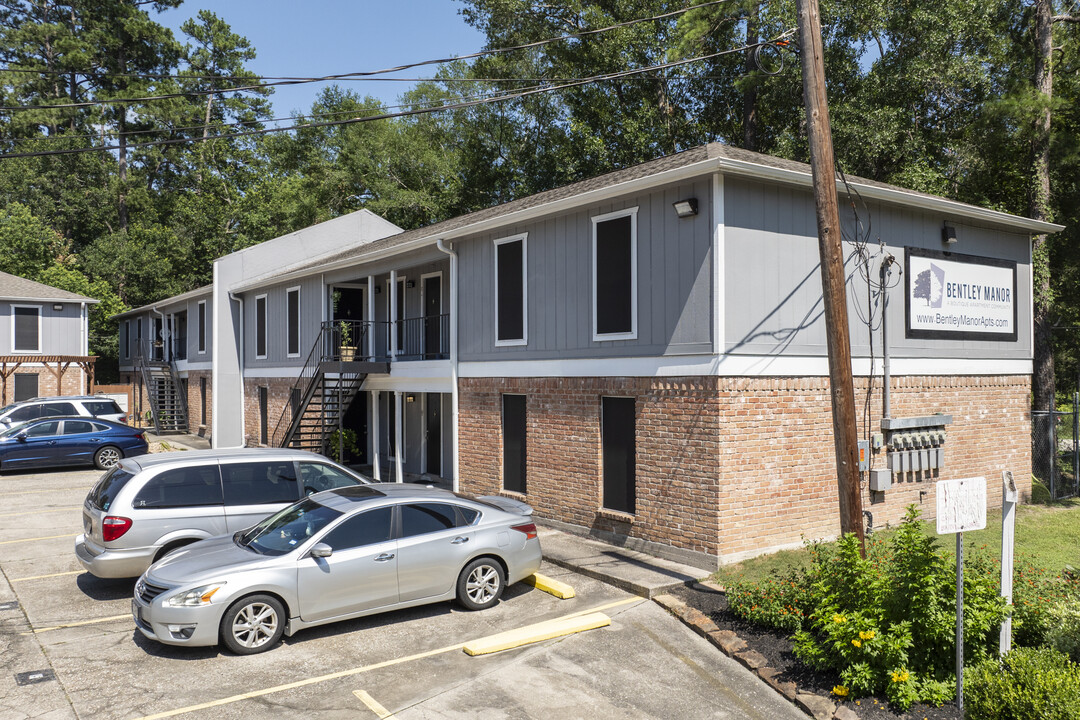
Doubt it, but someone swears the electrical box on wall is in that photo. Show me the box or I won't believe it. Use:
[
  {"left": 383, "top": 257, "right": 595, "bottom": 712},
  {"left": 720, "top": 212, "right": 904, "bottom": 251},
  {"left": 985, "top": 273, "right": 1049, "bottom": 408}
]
[{"left": 881, "top": 414, "right": 952, "bottom": 481}]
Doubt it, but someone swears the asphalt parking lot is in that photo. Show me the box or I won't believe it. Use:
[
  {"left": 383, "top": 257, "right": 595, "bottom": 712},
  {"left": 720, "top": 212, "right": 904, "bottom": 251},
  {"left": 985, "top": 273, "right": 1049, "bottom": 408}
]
[{"left": 0, "top": 464, "right": 808, "bottom": 720}]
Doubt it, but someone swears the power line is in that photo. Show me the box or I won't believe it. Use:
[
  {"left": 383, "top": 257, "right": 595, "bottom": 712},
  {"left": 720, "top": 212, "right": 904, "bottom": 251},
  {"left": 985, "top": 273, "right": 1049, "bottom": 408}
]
[
  {"left": 0, "top": 34, "right": 795, "bottom": 160},
  {"left": 0, "top": 0, "right": 735, "bottom": 112}
]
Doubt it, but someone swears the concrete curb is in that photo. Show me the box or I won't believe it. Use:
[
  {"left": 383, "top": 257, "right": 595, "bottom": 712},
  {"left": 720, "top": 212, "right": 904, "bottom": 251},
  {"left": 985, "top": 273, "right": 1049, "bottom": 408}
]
[{"left": 652, "top": 594, "right": 863, "bottom": 720}]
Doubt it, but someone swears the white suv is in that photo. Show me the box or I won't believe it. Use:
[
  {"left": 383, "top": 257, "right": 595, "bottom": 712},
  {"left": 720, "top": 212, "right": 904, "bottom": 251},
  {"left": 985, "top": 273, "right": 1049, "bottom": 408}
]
[{"left": 0, "top": 395, "right": 126, "bottom": 426}]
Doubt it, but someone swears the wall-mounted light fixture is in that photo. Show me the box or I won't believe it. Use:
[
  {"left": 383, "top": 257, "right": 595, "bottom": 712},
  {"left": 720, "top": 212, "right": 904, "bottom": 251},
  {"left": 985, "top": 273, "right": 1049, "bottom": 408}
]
[
  {"left": 406, "top": 280, "right": 416, "bottom": 289},
  {"left": 374, "top": 285, "right": 381, "bottom": 294},
  {"left": 53, "top": 303, "right": 64, "bottom": 311},
  {"left": 672, "top": 198, "right": 699, "bottom": 218},
  {"left": 406, "top": 394, "right": 416, "bottom": 403},
  {"left": 942, "top": 225, "right": 957, "bottom": 245}
]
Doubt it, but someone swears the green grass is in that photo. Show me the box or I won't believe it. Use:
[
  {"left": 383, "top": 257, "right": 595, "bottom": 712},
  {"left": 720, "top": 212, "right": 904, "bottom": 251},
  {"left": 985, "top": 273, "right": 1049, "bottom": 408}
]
[{"left": 714, "top": 489, "right": 1080, "bottom": 587}]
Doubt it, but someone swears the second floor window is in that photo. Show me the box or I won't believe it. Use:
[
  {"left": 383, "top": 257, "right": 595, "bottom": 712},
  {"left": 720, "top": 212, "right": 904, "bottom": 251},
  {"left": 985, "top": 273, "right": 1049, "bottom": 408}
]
[
  {"left": 198, "top": 300, "right": 206, "bottom": 354},
  {"left": 255, "top": 295, "right": 267, "bottom": 359},
  {"left": 592, "top": 208, "right": 638, "bottom": 340},
  {"left": 13, "top": 306, "right": 40, "bottom": 352},
  {"left": 287, "top": 287, "right": 300, "bottom": 357},
  {"left": 495, "top": 234, "right": 527, "bottom": 345}
]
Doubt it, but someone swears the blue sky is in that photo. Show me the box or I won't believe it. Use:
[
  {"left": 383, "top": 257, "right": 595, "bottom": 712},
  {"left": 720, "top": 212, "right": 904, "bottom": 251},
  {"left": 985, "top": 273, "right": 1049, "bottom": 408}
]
[{"left": 155, "top": 2, "right": 486, "bottom": 121}]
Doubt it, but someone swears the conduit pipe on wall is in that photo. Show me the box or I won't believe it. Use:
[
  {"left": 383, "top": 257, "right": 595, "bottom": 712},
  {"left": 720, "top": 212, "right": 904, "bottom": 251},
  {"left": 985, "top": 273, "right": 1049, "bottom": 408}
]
[{"left": 436, "top": 238, "right": 460, "bottom": 492}]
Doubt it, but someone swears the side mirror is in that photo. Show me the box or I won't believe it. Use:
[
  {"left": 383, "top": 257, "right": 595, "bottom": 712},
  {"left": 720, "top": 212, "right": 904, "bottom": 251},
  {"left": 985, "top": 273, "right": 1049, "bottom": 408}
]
[
  {"left": 15, "top": 432, "right": 27, "bottom": 441},
  {"left": 309, "top": 543, "right": 332, "bottom": 559}
]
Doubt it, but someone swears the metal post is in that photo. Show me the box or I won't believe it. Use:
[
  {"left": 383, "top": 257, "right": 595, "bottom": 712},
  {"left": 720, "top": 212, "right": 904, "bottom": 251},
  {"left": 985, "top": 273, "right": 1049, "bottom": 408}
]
[
  {"left": 956, "top": 531, "right": 964, "bottom": 714},
  {"left": 1000, "top": 470, "right": 1017, "bottom": 655},
  {"left": 394, "top": 390, "right": 404, "bottom": 483},
  {"left": 1050, "top": 396, "right": 1057, "bottom": 500},
  {"left": 371, "top": 390, "right": 381, "bottom": 481}
]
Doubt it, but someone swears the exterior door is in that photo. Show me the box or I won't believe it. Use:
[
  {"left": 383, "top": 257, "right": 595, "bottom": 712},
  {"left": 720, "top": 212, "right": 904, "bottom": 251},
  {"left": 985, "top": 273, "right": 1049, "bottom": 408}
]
[
  {"left": 423, "top": 275, "right": 442, "bottom": 359},
  {"left": 297, "top": 507, "right": 396, "bottom": 622},
  {"left": 425, "top": 394, "right": 441, "bottom": 476},
  {"left": 332, "top": 286, "right": 366, "bottom": 357}
]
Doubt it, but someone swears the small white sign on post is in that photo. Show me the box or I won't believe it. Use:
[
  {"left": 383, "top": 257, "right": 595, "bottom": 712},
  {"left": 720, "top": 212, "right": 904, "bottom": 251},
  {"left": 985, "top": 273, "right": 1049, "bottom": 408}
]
[
  {"left": 936, "top": 476, "right": 987, "bottom": 534},
  {"left": 936, "top": 476, "right": 987, "bottom": 716}
]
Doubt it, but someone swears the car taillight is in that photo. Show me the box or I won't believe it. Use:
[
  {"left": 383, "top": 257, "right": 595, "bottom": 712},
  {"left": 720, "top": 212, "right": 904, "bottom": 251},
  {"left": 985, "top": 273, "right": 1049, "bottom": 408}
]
[
  {"left": 511, "top": 523, "right": 537, "bottom": 540},
  {"left": 120, "top": 415, "right": 128, "bottom": 423},
  {"left": 133, "top": 432, "right": 144, "bottom": 440},
  {"left": 102, "top": 516, "right": 132, "bottom": 542}
]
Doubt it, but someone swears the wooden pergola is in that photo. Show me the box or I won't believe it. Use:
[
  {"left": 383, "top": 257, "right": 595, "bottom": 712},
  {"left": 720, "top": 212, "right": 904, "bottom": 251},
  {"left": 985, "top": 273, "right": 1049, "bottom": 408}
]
[{"left": 0, "top": 355, "right": 97, "bottom": 406}]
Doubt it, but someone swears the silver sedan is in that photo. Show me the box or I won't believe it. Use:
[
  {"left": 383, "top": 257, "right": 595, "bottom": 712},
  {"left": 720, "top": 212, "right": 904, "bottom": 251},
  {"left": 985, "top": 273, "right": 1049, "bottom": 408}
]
[{"left": 131, "top": 484, "right": 542, "bottom": 654}]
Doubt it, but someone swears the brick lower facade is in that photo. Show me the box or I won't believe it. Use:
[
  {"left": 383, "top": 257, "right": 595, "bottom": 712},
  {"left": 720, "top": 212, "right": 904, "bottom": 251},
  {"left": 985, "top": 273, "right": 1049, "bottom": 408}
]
[
  {"left": 242, "top": 377, "right": 297, "bottom": 447},
  {"left": 458, "top": 374, "right": 1031, "bottom": 568},
  {"left": 186, "top": 371, "right": 212, "bottom": 438},
  {"left": 3, "top": 364, "right": 89, "bottom": 402}
]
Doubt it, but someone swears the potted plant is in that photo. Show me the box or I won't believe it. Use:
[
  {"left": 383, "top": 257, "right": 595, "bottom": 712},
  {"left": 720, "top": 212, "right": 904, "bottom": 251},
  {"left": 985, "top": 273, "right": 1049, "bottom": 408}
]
[
  {"left": 327, "top": 427, "right": 360, "bottom": 463},
  {"left": 339, "top": 320, "right": 356, "bottom": 361}
]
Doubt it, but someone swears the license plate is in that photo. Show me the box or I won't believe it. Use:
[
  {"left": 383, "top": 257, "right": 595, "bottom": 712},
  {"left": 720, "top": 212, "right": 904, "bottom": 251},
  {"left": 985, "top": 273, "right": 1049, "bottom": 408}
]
[
  {"left": 83, "top": 514, "right": 92, "bottom": 535},
  {"left": 131, "top": 599, "right": 142, "bottom": 623}
]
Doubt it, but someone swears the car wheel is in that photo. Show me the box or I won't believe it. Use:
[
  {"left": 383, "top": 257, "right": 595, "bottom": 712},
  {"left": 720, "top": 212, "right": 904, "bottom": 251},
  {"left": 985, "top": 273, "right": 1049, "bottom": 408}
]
[
  {"left": 153, "top": 540, "right": 193, "bottom": 564},
  {"left": 456, "top": 557, "right": 505, "bottom": 611},
  {"left": 93, "top": 445, "right": 122, "bottom": 470},
  {"left": 220, "top": 594, "right": 285, "bottom": 655}
]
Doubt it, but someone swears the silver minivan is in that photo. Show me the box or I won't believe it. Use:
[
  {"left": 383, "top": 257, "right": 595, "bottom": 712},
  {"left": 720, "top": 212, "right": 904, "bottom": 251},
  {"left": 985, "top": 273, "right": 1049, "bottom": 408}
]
[{"left": 75, "top": 448, "right": 372, "bottom": 578}]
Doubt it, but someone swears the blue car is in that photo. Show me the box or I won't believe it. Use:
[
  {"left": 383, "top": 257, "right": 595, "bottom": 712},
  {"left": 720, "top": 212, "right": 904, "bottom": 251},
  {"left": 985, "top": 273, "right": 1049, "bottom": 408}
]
[{"left": 0, "top": 417, "right": 148, "bottom": 472}]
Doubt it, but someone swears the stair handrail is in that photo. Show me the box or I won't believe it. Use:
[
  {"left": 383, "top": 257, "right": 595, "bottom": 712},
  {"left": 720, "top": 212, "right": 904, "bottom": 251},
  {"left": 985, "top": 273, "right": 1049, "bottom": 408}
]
[{"left": 269, "top": 323, "right": 331, "bottom": 447}]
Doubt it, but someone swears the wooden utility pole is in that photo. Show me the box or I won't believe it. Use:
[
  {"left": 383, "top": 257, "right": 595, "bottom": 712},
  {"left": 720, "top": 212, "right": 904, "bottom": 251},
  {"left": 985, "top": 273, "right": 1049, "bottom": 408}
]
[{"left": 795, "top": 0, "right": 865, "bottom": 549}]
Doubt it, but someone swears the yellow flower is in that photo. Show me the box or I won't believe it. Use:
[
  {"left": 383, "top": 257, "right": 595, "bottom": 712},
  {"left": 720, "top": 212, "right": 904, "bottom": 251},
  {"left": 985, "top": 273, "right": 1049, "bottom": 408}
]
[
  {"left": 852, "top": 639, "right": 862, "bottom": 648},
  {"left": 832, "top": 614, "right": 846, "bottom": 624},
  {"left": 832, "top": 685, "right": 849, "bottom": 698},
  {"left": 859, "top": 630, "right": 875, "bottom": 640},
  {"left": 891, "top": 669, "right": 910, "bottom": 683}
]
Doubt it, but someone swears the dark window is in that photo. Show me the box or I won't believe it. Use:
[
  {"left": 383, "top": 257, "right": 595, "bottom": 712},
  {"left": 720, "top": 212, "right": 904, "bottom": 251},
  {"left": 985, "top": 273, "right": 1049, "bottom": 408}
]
[
  {"left": 13, "top": 374, "right": 37, "bottom": 403},
  {"left": 298, "top": 462, "right": 365, "bottom": 494},
  {"left": 322, "top": 507, "right": 393, "bottom": 550},
  {"left": 255, "top": 296, "right": 267, "bottom": 358},
  {"left": 90, "top": 422, "right": 110, "bottom": 432},
  {"left": 396, "top": 279, "right": 405, "bottom": 350},
  {"left": 496, "top": 238, "right": 525, "bottom": 342},
  {"left": 200, "top": 376, "right": 207, "bottom": 424},
  {"left": 197, "top": 302, "right": 206, "bottom": 353},
  {"left": 290, "top": 387, "right": 302, "bottom": 420},
  {"left": 8, "top": 404, "right": 39, "bottom": 422},
  {"left": 133, "top": 466, "right": 223, "bottom": 508},
  {"left": 457, "top": 506, "right": 479, "bottom": 525},
  {"left": 287, "top": 289, "right": 300, "bottom": 356},
  {"left": 88, "top": 467, "right": 136, "bottom": 511},
  {"left": 601, "top": 396, "right": 636, "bottom": 514},
  {"left": 124, "top": 321, "right": 130, "bottom": 358},
  {"left": 40, "top": 402, "right": 77, "bottom": 416},
  {"left": 400, "top": 502, "right": 459, "bottom": 538},
  {"left": 594, "top": 215, "right": 634, "bottom": 336},
  {"left": 83, "top": 400, "right": 121, "bottom": 416},
  {"left": 24, "top": 420, "right": 59, "bottom": 437},
  {"left": 502, "top": 394, "right": 527, "bottom": 494},
  {"left": 136, "top": 318, "right": 142, "bottom": 340},
  {"left": 221, "top": 461, "right": 299, "bottom": 506},
  {"left": 258, "top": 387, "right": 268, "bottom": 445},
  {"left": 387, "top": 394, "right": 397, "bottom": 455},
  {"left": 62, "top": 420, "right": 95, "bottom": 435},
  {"left": 13, "top": 306, "right": 40, "bottom": 351}
]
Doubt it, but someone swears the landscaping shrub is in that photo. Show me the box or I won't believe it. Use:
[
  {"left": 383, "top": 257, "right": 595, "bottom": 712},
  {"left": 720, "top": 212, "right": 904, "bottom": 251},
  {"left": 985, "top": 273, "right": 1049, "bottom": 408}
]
[
  {"left": 1009, "top": 557, "right": 1080, "bottom": 647},
  {"left": 1046, "top": 593, "right": 1080, "bottom": 662},
  {"left": 726, "top": 568, "right": 812, "bottom": 632},
  {"left": 964, "top": 646, "right": 1080, "bottom": 720}
]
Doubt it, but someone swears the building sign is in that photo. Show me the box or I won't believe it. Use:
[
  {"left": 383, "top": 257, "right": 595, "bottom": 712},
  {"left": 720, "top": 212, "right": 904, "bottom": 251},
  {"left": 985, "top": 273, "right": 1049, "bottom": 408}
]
[
  {"left": 905, "top": 248, "right": 1017, "bottom": 342},
  {"left": 936, "top": 476, "right": 987, "bottom": 534}
]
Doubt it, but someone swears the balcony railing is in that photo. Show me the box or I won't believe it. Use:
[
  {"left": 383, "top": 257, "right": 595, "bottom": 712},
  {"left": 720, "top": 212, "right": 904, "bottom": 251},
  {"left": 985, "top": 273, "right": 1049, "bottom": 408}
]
[{"left": 323, "top": 315, "right": 449, "bottom": 362}]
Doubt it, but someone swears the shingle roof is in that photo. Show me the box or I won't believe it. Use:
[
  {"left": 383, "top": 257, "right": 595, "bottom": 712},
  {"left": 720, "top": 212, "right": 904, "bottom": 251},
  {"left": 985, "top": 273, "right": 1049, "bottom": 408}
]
[
  {"left": 111, "top": 284, "right": 212, "bottom": 320},
  {"left": 276, "top": 142, "right": 1060, "bottom": 280},
  {"left": 0, "top": 271, "right": 97, "bottom": 303}
]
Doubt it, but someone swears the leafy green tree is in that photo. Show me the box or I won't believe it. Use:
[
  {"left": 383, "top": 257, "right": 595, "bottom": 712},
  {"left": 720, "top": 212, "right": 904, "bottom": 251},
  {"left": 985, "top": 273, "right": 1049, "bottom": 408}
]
[{"left": 0, "top": 202, "right": 70, "bottom": 278}]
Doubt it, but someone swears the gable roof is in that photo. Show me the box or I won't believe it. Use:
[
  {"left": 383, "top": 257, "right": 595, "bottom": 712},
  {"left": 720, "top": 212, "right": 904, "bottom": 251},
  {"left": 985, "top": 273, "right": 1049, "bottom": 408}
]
[
  {"left": 0, "top": 271, "right": 97, "bottom": 303},
  {"left": 111, "top": 284, "right": 212, "bottom": 320},
  {"left": 240, "top": 143, "right": 1062, "bottom": 291}
]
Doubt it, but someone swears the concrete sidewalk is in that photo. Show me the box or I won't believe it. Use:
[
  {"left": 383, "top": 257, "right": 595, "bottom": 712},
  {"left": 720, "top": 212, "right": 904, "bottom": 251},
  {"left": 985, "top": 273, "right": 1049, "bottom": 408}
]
[
  {"left": 143, "top": 431, "right": 212, "bottom": 451},
  {"left": 537, "top": 525, "right": 709, "bottom": 598}
]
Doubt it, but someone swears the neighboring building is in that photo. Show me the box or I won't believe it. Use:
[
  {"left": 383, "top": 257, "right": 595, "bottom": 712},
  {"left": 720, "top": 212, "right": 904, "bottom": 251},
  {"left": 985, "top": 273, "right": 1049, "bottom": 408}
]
[
  {"left": 0, "top": 271, "right": 98, "bottom": 406},
  {"left": 131, "top": 144, "right": 1061, "bottom": 569}
]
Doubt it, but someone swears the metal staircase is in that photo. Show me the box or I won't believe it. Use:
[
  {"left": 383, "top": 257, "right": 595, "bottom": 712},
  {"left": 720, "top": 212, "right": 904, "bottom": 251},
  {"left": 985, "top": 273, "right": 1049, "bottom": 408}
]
[
  {"left": 138, "top": 357, "right": 189, "bottom": 434},
  {"left": 271, "top": 321, "right": 387, "bottom": 454}
]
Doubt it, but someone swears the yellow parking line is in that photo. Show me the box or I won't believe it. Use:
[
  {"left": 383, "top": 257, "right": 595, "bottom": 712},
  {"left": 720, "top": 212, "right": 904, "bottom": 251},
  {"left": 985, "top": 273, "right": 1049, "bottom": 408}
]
[
  {"left": 0, "top": 533, "right": 78, "bottom": 546},
  {"left": 353, "top": 690, "right": 397, "bottom": 719},
  {"left": 133, "top": 597, "right": 643, "bottom": 720},
  {"left": 22, "top": 614, "right": 130, "bottom": 634},
  {"left": 0, "top": 507, "right": 79, "bottom": 518},
  {"left": 463, "top": 612, "right": 610, "bottom": 656},
  {"left": 11, "top": 570, "right": 82, "bottom": 583}
]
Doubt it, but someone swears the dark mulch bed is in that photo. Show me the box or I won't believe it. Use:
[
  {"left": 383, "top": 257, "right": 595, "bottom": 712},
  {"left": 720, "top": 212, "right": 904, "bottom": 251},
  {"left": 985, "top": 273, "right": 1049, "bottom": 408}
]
[{"left": 669, "top": 584, "right": 962, "bottom": 720}]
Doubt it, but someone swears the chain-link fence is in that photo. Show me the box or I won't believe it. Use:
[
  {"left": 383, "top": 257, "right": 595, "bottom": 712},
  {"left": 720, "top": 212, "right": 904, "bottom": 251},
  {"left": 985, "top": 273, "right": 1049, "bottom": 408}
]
[{"left": 1032, "top": 402, "right": 1080, "bottom": 501}]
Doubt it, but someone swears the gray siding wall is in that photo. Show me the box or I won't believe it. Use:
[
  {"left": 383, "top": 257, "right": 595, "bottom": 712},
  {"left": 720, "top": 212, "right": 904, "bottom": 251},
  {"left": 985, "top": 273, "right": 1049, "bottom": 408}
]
[
  {"left": 724, "top": 178, "right": 1032, "bottom": 359},
  {"left": 0, "top": 302, "right": 85, "bottom": 355},
  {"left": 457, "top": 177, "right": 715, "bottom": 361},
  {"left": 242, "top": 276, "right": 324, "bottom": 368}
]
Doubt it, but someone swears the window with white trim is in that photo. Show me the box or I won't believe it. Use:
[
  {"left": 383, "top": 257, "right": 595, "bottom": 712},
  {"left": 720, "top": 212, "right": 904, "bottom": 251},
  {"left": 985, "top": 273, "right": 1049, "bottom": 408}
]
[
  {"left": 592, "top": 208, "right": 637, "bottom": 340},
  {"left": 286, "top": 287, "right": 301, "bottom": 357},
  {"left": 255, "top": 294, "right": 267, "bottom": 359},
  {"left": 495, "top": 234, "right": 527, "bottom": 345},
  {"left": 13, "top": 305, "right": 41, "bottom": 352}
]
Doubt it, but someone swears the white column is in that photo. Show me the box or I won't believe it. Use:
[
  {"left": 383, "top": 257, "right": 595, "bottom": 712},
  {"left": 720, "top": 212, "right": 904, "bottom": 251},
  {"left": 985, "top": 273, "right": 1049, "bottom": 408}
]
[
  {"left": 389, "top": 270, "right": 398, "bottom": 358},
  {"left": 394, "top": 390, "right": 404, "bottom": 483},
  {"left": 370, "top": 390, "right": 381, "bottom": 481},
  {"left": 366, "top": 275, "right": 375, "bottom": 359}
]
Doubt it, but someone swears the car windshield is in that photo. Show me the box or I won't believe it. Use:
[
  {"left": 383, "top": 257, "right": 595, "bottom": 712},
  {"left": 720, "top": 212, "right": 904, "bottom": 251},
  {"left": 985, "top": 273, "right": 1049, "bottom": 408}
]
[{"left": 238, "top": 497, "right": 343, "bottom": 556}]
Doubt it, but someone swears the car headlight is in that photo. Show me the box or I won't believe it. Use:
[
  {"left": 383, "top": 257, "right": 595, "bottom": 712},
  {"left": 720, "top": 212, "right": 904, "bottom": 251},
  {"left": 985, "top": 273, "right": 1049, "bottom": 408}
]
[{"left": 164, "top": 583, "right": 225, "bottom": 607}]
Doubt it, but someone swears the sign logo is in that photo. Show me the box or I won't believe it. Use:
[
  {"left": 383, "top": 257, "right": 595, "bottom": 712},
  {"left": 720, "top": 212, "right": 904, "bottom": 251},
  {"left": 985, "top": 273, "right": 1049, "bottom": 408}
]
[{"left": 905, "top": 248, "right": 1017, "bottom": 342}]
